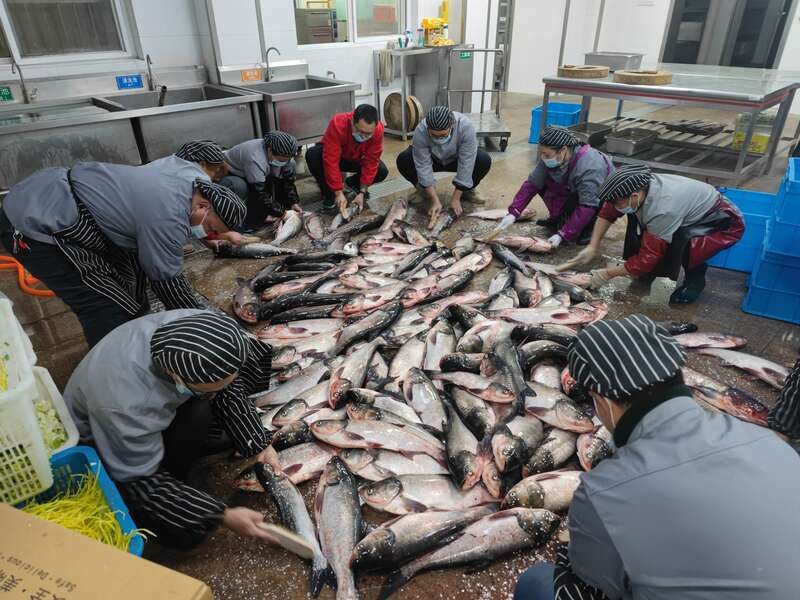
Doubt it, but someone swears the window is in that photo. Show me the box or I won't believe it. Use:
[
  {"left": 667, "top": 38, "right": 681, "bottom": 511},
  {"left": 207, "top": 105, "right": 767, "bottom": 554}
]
[
  {"left": 355, "top": 0, "right": 401, "bottom": 37},
  {"left": 3, "top": 0, "right": 126, "bottom": 58},
  {"left": 294, "top": 0, "right": 350, "bottom": 45},
  {"left": 293, "top": 0, "right": 402, "bottom": 45}
]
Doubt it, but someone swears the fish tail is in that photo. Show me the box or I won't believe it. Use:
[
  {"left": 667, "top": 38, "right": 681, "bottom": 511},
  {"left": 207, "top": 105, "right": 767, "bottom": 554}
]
[{"left": 309, "top": 559, "right": 330, "bottom": 597}]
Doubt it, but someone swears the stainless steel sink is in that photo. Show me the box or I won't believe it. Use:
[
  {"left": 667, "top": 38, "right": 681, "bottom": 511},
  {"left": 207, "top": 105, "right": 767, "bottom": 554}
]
[
  {"left": 0, "top": 98, "right": 140, "bottom": 191},
  {"left": 102, "top": 84, "right": 247, "bottom": 109},
  {"left": 95, "top": 84, "right": 262, "bottom": 161},
  {"left": 224, "top": 75, "right": 361, "bottom": 144}
]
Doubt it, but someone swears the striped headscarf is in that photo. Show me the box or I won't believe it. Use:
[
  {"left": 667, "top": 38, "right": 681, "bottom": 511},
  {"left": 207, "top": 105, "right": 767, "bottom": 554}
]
[
  {"left": 194, "top": 179, "right": 246, "bottom": 230},
  {"left": 597, "top": 164, "right": 652, "bottom": 202},
  {"left": 151, "top": 312, "right": 249, "bottom": 384},
  {"left": 539, "top": 126, "right": 579, "bottom": 149},
  {"left": 264, "top": 131, "right": 298, "bottom": 157},
  {"left": 175, "top": 140, "right": 226, "bottom": 164},
  {"left": 426, "top": 106, "right": 454, "bottom": 131},
  {"left": 568, "top": 314, "right": 685, "bottom": 400}
]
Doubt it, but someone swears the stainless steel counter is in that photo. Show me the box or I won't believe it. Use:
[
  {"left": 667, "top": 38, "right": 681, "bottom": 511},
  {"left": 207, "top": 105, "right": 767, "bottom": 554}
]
[{"left": 540, "top": 62, "right": 800, "bottom": 182}]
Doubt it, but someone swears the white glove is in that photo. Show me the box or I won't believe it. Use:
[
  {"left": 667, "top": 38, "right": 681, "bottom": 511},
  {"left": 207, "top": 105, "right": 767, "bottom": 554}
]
[
  {"left": 498, "top": 214, "right": 516, "bottom": 230},
  {"left": 547, "top": 233, "right": 563, "bottom": 248}
]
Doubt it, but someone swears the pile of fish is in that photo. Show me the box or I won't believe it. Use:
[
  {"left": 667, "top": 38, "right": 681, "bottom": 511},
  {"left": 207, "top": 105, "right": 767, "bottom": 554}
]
[{"left": 223, "top": 198, "right": 777, "bottom": 599}]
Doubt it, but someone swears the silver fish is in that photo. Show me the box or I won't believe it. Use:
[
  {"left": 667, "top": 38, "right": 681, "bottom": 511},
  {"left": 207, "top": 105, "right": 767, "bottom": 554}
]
[
  {"left": 423, "top": 321, "right": 457, "bottom": 372},
  {"left": 491, "top": 415, "right": 544, "bottom": 473},
  {"left": 214, "top": 242, "right": 298, "bottom": 258},
  {"left": 315, "top": 457, "right": 366, "bottom": 600},
  {"left": 430, "top": 209, "right": 456, "bottom": 236},
  {"left": 490, "top": 243, "right": 534, "bottom": 277},
  {"left": 345, "top": 388, "right": 422, "bottom": 425},
  {"left": 379, "top": 508, "right": 560, "bottom": 599},
  {"left": 258, "top": 318, "right": 344, "bottom": 340},
  {"left": 524, "top": 383, "right": 594, "bottom": 432},
  {"left": 448, "top": 386, "right": 497, "bottom": 440},
  {"left": 328, "top": 339, "right": 381, "bottom": 407},
  {"left": 386, "top": 332, "right": 426, "bottom": 393},
  {"left": 674, "top": 332, "right": 747, "bottom": 349},
  {"left": 488, "top": 267, "right": 515, "bottom": 295},
  {"left": 694, "top": 348, "right": 788, "bottom": 389},
  {"left": 350, "top": 506, "right": 494, "bottom": 572},
  {"left": 310, "top": 419, "right": 445, "bottom": 460},
  {"left": 234, "top": 442, "right": 338, "bottom": 490},
  {"left": 303, "top": 211, "right": 326, "bottom": 240},
  {"left": 438, "top": 246, "right": 493, "bottom": 278},
  {"left": 524, "top": 428, "right": 578, "bottom": 476},
  {"left": 577, "top": 426, "right": 614, "bottom": 470},
  {"left": 339, "top": 448, "right": 448, "bottom": 482},
  {"left": 444, "top": 401, "right": 485, "bottom": 490},
  {"left": 488, "top": 287, "right": 520, "bottom": 310},
  {"left": 359, "top": 474, "right": 496, "bottom": 514},
  {"left": 273, "top": 209, "right": 303, "bottom": 246},
  {"left": 252, "top": 359, "right": 340, "bottom": 408},
  {"left": 502, "top": 471, "right": 582, "bottom": 512},
  {"left": 254, "top": 462, "right": 328, "bottom": 595},
  {"left": 380, "top": 198, "right": 409, "bottom": 231},
  {"left": 403, "top": 368, "right": 449, "bottom": 434},
  {"left": 365, "top": 352, "right": 390, "bottom": 390}
]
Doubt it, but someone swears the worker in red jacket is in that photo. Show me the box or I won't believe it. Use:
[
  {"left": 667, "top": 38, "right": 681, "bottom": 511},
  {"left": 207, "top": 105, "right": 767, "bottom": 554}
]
[{"left": 305, "top": 104, "right": 389, "bottom": 215}]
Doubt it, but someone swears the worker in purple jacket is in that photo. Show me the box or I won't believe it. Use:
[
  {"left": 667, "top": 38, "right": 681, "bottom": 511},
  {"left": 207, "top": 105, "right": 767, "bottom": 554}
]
[{"left": 494, "top": 126, "right": 614, "bottom": 246}]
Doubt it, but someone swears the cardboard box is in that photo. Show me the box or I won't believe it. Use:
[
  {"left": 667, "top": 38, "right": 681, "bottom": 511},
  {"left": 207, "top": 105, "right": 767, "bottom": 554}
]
[{"left": 0, "top": 504, "right": 212, "bottom": 599}]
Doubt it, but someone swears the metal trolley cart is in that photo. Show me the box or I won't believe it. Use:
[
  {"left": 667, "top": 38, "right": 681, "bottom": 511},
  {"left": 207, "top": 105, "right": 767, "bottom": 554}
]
[{"left": 446, "top": 48, "right": 511, "bottom": 151}]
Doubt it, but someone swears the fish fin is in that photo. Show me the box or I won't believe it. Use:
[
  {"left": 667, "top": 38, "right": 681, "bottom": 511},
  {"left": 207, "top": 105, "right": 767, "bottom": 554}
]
[
  {"left": 377, "top": 570, "right": 411, "bottom": 600},
  {"left": 463, "top": 559, "right": 493, "bottom": 575},
  {"left": 398, "top": 497, "right": 429, "bottom": 513},
  {"left": 309, "top": 563, "right": 328, "bottom": 597},
  {"left": 282, "top": 463, "right": 302, "bottom": 476},
  {"left": 346, "top": 431, "right": 367, "bottom": 442}
]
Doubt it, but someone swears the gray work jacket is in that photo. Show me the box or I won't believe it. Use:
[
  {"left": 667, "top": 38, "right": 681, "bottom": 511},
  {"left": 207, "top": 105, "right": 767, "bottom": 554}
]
[
  {"left": 412, "top": 111, "right": 478, "bottom": 189},
  {"left": 569, "top": 396, "right": 800, "bottom": 599}
]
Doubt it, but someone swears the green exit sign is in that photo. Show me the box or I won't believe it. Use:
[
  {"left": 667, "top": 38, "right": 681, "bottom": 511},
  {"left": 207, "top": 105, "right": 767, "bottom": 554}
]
[
  {"left": 459, "top": 51, "right": 472, "bottom": 59},
  {"left": 0, "top": 86, "right": 13, "bottom": 102}
]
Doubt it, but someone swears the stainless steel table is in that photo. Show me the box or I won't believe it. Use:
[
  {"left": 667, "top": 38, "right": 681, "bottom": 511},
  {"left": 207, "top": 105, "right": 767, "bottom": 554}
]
[{"left": 540, "top": 63, "right": 800, "bottom": 182}]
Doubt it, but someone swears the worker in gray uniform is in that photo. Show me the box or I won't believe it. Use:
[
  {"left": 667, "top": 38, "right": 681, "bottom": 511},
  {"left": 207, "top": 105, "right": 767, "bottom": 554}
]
[
  {"left": 558, "top": 165, "right": 744, "bottom": 304},
  {"left": 64, "top": 310, "right": 279, "bottom": 549},
  {"left": 514, "top": 315, "right": 800, "bottom": 600},
  {"left": 143, "top": 140, "right": 229, "bottom": 184},
  {"left": 496, "top": 126, "right": 614, "bottom": 246},
  {"left": 220, "top": 131, "right": 300, "bottom": 232},
  {"left": 0, "top": 162, "right": 245, "bottom": 347},
  {"left": 396, "top": 106, "right": 492, "bottom": 226}
]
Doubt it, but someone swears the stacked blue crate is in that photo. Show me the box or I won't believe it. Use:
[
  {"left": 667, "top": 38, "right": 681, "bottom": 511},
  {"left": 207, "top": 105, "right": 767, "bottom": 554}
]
[
  {"left": 742, "top": 158, "right": 800, "bottom": 324},
  {"left": 707, "top": 188, "right": 775, "bottom": 273}
]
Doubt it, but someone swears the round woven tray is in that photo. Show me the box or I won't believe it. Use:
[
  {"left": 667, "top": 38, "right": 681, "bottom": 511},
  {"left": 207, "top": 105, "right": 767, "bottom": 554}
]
[
  {"left": 384, "top": 93, "right": 423, "bottom": 133},
  {"left": 613, "top": 69, "right": 673, "bottom": 85},
  {"left": 557, "top": 65, "right": 610, "bottom": 79}
]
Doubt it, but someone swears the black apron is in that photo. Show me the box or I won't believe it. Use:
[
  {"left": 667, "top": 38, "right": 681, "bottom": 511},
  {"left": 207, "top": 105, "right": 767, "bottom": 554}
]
[{"left": 623, "top": 197, "right": 732, "bottom": 280}]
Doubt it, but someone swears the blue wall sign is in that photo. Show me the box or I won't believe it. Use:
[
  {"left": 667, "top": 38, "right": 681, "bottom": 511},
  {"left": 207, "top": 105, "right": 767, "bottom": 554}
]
[{"left": 115, "top": 74, "right": 144, "bottom": 90}]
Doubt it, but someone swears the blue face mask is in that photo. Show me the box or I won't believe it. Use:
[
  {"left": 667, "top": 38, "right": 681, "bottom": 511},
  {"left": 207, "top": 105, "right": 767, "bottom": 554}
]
[
  {"left": 174, "top": 380, "right": 193, "bottom": 397},
  {"left": 542, "top": 157, "right": 561, "bottom": 169},
  {"left": 618, "top": 194, "right": 639, "bottom": 215},
  {"left": 190, "top": 209, "right": 209, "bottom": 239},
  {"left": 269, "top": 159, "right": 287, "bottom": 168},
  {"left": 430, "top": 131, "right": 452, "bottom": 145},
  {"left": 353, "top": 132, "right": 372, "bottom": 143}
]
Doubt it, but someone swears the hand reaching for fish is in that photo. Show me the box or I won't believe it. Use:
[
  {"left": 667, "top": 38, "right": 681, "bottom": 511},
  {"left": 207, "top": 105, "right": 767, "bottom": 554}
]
[
  {"left": 352, "top": 193, "right": 365, "bottom": 212},
  {"left": 556, "top": 245, "right": 599, "bottom": 272},
  {"left": 222, "top": 507, "right": 280, "bottom": 544},
  {"left": 450, "top": 191, "right": 463, "bottom": 217},
  {"left": 335, "top": 192, "right": 349, "bottom": 219},
  {"left": 428, "top": 200, "right": 443, "bottom": 229}
]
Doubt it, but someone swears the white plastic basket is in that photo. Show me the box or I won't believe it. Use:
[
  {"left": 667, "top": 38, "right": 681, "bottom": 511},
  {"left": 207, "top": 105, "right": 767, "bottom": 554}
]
[
  {"left": 32, "top": 366, "right": 78, "bottom": 456},
  {"left": 0, "top": 299, "right": 52, "bottom": 505}
]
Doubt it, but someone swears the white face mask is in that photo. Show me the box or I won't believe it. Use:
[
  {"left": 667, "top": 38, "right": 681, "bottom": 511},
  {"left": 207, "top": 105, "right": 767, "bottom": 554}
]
[
  {"left": 173, "top": 376, "right": 194, "bottom": 397},
  {"left": 190, "top": 208, "right": 209, "bottom": 239}
]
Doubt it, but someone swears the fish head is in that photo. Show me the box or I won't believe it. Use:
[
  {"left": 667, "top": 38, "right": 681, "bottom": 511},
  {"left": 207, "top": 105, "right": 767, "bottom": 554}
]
[
  {"left": 503, "top": 480, "right": 545, "bottom": 509},
  {"left": 233, "top": 465, "right": 266, "bottom": 493},
  {"left": 516, "top": 509, "right": 561, "bottom": 546},
  {"left": 272, "top": 399, "right": 308, "bottom": 427},
  {"left": 329, "top": 376, "right": 353, "bottom": 408},
  {"left": 450, "top": 451, "right": 482, "bottom": 491},
  {"left": 456, "top": 334, "right": 483, "bottom": 354},
  {"left": 359, "top": 477, "right": 402, "bottom": 508},
  {"left": 351, "top": 528, "right": 396, "bottom": 569},
  {"left": 347, "top": 402, "right": 379, "bottom": 421},
  {"left": 492, "top": 431, "right": 525, "bottom": 473},
  {"left": 276, "top": 362, "right": 302, "bottom": 382},
  {"left": 481, "top": 461, "right": 503, "bottom": 498},
  {"left": 322, "top": 456, "right": 354, "bottom": 486},
  {"left": 524, "top": 450, "right": 554, "bottom": 477},
  {"left": 310, "top": 419, "right": 348, "bottom": 439},
  {"left": 340, "top": 448, "right": 375, "bottom": 472},
  {"left": 726, "top": 388, "right": 769, "bottom": 425},
  {"left": 232, "top": 280, "right": 260, "bottom": 324}
]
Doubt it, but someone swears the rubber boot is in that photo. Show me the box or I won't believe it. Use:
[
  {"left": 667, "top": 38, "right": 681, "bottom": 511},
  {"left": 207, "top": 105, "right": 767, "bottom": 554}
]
[{"left": 669, "top": 263, "right": 708, "bottom": 304}]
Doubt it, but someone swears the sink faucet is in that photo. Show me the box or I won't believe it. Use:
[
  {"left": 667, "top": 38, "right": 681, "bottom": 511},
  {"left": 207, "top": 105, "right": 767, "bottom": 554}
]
[
  {"left": 10, "top": 58, "right": 31, "bottom": 104},
  {"left": 145, "top": 54, "right": 155, "bottom": 91},
  {"left": 265, "top": 47, "right": 281, "bottom": 81}
]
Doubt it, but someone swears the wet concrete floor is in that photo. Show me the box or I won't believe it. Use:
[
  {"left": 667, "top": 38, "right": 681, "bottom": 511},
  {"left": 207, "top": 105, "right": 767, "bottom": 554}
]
[{"left": 10, "top": 92, "right": 800, "bottom": 599}]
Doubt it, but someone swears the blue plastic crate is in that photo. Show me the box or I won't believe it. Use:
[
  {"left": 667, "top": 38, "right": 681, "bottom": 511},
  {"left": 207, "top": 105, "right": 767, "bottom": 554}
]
[
  {"left": 707, "top": 187, "right": 774, "bottom": 273},
  {"left": 766, "top": 217, "right": 800, "bottom": 256},
  {"left": 774, "top": 157, "right": 800, "bottom": 225},
  {"left": 743, "top": 284, "right": 800, "bottom": 325},
  {"left": 529, "top": 103, "right": 582, "bottom": 143},
  {"left": 22, "top": 446, "right": 144, "bottom": 556}
]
